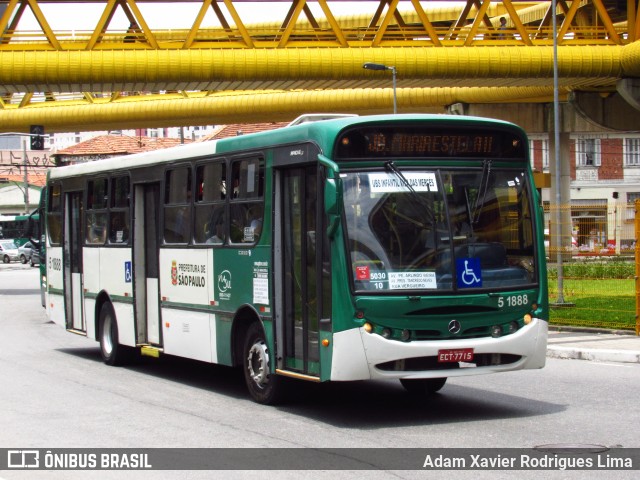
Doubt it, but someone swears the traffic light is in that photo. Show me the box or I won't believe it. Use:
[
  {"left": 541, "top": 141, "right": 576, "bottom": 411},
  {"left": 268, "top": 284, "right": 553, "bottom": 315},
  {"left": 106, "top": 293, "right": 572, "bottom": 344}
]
[{"left": 30, "top": 125, "right": 45, "bottom": 150}]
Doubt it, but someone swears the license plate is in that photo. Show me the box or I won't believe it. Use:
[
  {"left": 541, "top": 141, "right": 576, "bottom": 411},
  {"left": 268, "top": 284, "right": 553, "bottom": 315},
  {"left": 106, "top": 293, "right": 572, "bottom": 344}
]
[{"left": 438, "top": 348, "right": 474, "bottom": 363}]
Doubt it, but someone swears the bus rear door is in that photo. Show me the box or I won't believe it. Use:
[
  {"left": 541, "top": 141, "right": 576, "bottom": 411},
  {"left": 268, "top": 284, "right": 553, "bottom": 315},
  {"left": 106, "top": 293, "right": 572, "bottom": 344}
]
[
  {"left": 133, "top": 183, "right": 162, "bottom": 347},
  {"left": 63, "top": 192, "right": 84, "bottom": 331}
]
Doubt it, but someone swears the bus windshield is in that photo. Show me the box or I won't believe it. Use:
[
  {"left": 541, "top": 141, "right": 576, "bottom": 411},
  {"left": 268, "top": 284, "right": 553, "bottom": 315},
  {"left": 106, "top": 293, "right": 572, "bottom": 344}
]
[{"left": 342, "top": 166, "right": 537, "bottom": 292}]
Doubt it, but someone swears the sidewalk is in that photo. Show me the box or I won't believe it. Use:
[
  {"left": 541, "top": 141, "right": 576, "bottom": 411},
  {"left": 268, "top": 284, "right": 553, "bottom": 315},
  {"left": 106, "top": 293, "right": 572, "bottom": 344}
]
[{"left": 547, "top": 327, "right": 640, "bottom": 364}]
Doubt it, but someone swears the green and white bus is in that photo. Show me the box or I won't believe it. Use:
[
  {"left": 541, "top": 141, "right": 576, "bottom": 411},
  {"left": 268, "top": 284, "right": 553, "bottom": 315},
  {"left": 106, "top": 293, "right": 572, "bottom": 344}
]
[
  {"left": 0, "top": 213, "right": 38, "bottom": 246},
  {"left": 44, "top": 114, "right": 548, "bottom": 404}
]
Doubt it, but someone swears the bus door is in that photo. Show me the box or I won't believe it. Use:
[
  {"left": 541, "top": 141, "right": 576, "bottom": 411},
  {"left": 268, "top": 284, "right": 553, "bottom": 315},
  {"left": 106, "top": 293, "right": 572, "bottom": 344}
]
[
  {"left": 133, "top": 183, "right": 162, "bottom": 346},
  {"left": 275, "top": 165, "right": 331, "bottom": 377},
  {"left": 63, "top": 192, "right": 84, "bottom": 331}
]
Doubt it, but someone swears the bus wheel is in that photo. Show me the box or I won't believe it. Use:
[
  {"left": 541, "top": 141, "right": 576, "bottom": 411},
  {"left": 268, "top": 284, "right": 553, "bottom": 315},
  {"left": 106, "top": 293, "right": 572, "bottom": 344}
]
[
  {"left": 99, "top": 302, "right": 133, "bottom": 366},
  {"left": 243, "top": 322, "right": 284, "bottom": 404},
  {"left": 400, "top": 377, "right": 447, "bottom": 394}
]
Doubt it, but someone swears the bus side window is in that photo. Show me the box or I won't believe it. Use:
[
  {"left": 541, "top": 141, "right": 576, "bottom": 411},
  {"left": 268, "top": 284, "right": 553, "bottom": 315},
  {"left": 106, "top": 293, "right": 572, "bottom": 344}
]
[
  {"left": 194, "top": 161, "right": 227, "bottom": 245},
  {"left": 229, "top": 157, "right": 264, "bottom": 244},
  {"left": 109, "top": 176, "right": 130, "bottom": 244},
  {"left": 86, "top": 178, "right": 108, "bottom": 245},
  {"left": 163, "top": 166, "right": 192, "bottom": 244},
  {"left": 48, "top": 184, "right": 63, "bottom": 245}
]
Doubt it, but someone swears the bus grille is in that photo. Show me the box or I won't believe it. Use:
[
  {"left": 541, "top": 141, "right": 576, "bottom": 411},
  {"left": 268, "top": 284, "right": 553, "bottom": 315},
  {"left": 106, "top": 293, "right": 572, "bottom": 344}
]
[{"left": 376, "top": 353, "right": 522, "bottom": 371}]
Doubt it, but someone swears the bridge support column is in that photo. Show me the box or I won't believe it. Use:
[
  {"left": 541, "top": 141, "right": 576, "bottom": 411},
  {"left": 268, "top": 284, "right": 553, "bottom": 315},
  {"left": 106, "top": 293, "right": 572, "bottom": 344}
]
[{"left": 617, "top": 78, "right": 640, "bottom": 112}]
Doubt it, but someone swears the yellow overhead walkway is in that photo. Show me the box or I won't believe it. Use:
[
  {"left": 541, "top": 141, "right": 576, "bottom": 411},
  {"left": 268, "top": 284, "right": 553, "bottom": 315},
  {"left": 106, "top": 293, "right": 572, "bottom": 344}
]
[{"left": 0, "top": 0, "right": 639, "bottom": 132}]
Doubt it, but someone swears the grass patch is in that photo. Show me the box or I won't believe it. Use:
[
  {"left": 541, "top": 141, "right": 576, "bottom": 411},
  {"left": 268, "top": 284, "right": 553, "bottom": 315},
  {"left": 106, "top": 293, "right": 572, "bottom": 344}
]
[{"left": 548, "top": 277, "right": 636, "bottom": 330}]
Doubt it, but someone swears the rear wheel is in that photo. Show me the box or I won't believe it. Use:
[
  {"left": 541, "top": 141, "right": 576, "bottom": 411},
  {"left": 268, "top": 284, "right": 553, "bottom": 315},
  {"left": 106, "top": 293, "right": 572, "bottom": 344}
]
[
  {"left": 400, "top": 377, "right": 447, "bottom": 394},
  {"left": 3, "top": 255, "right": 9, "bottom": 264},
  {"left": 243, "top": 322, "right": 285, "bottom": 404},
  {"left": 99, "top": 302, "right": 134, "bottom": 366},
  {"left": 20, "top": 254, "right": 27, "bottom": 264}
]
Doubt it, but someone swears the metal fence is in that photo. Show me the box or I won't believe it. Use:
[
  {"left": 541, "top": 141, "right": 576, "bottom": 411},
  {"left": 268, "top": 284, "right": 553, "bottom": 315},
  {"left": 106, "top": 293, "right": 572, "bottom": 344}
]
[{"left": 544, "top": 202, "right": 638, "bottom": 334}]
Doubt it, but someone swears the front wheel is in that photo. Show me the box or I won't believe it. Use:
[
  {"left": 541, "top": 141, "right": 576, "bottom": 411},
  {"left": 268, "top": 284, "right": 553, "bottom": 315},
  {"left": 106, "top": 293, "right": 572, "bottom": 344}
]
[
  {"left": 400, "top": 377, "right": 447, "bottom": 394},
  {"left": 99, "top": 302, "right": 134, "bottom": 366},
  {"left": 243, "top": 322, "right": 285, "bottom": 404},
  {"left": 3, "top": 255, "right": 9, "bottom": 264}
]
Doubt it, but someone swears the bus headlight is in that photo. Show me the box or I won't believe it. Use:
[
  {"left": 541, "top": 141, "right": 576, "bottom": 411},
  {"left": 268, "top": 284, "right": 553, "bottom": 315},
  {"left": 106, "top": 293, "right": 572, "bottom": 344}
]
[{"left": 491, "top": 325, "right": 502, "bottom": 338}]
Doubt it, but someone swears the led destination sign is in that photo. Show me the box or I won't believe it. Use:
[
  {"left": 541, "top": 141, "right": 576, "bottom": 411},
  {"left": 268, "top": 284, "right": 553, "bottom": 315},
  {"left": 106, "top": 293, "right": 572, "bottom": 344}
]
[{"left": 336, "top": 126, "right": 526, "bottom": 160}]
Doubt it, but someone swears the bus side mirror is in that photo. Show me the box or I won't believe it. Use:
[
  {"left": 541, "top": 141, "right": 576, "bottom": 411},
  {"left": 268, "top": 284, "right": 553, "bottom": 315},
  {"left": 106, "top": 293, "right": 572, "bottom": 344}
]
[{"left": 325, "top": 177, "right": 342, "bottom": 238}]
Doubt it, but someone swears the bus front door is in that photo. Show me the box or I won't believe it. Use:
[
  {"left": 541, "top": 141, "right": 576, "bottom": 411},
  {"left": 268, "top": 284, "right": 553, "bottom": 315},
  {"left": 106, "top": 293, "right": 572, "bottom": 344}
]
[
  {"left": 133, "top": 183, "right": 162, "bottom": 347},
  {"left": 63, "top": 192, "right": 84, "bottom": 331},
  {"left": 275, "top": 166, "right": 330, "bottom": 378}
]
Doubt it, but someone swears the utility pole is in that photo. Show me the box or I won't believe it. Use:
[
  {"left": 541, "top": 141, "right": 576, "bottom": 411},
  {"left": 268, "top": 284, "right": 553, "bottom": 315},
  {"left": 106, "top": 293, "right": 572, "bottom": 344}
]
[{"left": 22, "top": 139, "right": 29, "bottom": 214}]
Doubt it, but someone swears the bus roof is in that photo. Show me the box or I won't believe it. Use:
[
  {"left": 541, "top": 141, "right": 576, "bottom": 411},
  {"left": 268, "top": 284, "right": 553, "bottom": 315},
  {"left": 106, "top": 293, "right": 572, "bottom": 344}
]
[{"left": 48, "top": 114, "right": 523, "bottom": 180}]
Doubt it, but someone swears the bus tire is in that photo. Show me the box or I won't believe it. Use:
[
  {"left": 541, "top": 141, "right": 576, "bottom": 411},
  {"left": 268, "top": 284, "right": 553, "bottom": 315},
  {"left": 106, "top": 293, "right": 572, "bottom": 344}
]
[
  {"left": 99, "top": 302, "right": 133, "bottom": 366},
  {"left": 242, "top": 322, "right": 285, "bottom": 405},
  {"left": 400, "top": 377, "right": 447, "bottom": 394}
]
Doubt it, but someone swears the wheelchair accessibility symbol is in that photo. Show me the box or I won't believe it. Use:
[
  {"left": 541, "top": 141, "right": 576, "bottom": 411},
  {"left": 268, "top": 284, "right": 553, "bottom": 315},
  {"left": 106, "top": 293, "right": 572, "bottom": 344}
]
[
  {"left": 456, "top": 258, "right": 482, "bottom": 288},
  {"left": 124, "top": 261, "right": 132, "bottom": 283}
]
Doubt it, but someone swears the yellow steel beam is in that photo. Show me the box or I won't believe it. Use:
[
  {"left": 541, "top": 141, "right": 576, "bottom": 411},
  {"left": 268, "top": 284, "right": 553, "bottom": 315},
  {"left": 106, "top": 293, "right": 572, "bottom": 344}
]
[
  {"left": 87, "top": 0, "right": 119, "bottom": 50},
  {"left": 0, "top": 45, "right": 627, "bottom": 93},
  {"left": 316, "top": 0, "right": 348, "bottom": 47},
  {"left": 592, "top": 0, "right": 621, "bottom": 45},
  {"left": 222, "top": 0, "right": 255, "bottom": 47},
  {"left": 502, "top": 0, "right": 533, "bottom": 46},
  {"left": 0, "top": 1, "right": 633, "bottom": 50},
  {"left": 372, "top": 0, "right": 400, "bottom": 47},
  {"left": 0, "top": 85, "right": 570, "bottom": 134},
  {"left": 409, "top": 0, "right": 442, "bottom": 47},
  {"left": 464, "top": 0, "right": 493, "bottom": 47},
  {"left": 124, "top": 0, "right": 159, "bottom": 48},
  {"left": 557, "top": 0, "right": 582, "bottom": 45},
  {"left": 279, "top": 0, "right": 308, "bottom": 47}
]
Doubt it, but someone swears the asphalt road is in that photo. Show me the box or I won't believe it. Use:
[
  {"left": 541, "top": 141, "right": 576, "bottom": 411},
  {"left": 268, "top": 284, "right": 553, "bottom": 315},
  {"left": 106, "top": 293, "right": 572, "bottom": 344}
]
[{"left": 1, "top": 264, "right": 638, "bottom": 480}]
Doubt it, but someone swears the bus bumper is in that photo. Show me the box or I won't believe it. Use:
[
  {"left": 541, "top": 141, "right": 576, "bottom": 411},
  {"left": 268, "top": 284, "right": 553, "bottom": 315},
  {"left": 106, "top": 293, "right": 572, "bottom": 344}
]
[{"left": 330, "top": 318, "right": 548, "bottom": 381}]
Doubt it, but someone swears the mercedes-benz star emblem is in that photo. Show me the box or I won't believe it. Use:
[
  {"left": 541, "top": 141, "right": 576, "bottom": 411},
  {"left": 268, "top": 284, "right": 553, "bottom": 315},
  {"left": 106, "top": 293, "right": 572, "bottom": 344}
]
[{"left": 448, "top": 319, "right": 461, "bottom": 334}]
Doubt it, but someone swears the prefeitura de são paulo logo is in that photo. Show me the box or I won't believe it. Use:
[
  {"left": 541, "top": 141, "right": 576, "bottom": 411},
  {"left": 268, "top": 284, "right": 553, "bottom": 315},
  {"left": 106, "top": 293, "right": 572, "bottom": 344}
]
[{"left": 171, "top": 260, "right": 178, "bottom": 285}]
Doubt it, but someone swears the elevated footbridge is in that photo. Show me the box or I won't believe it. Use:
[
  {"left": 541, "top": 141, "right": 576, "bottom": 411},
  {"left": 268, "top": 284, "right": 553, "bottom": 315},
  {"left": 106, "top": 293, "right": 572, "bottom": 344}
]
[{"left": 0, "top": 0, "right": 639, "bottom": 132}]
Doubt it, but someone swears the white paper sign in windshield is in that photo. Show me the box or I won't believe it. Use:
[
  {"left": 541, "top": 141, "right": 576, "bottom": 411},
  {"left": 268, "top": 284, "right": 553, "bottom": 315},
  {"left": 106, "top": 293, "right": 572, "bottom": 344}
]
[
  {"left": 388, "top": 271, "right": 437, "bottom": 290},
  {"left": 368, "top": 172, "right": 438, "bottom": 193}
]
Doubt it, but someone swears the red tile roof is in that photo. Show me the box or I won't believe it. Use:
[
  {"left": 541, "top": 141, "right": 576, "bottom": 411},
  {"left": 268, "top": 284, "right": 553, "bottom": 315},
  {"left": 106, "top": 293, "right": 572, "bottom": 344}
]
[
  {"left": 0, "top": 173, "right": 46, "bottom": 187},
  {"left": 54, "top": 135, "right": 193, "bottom": 157},
  {"left": 201, "top": 122, "right": 288, "bottom": 141}
]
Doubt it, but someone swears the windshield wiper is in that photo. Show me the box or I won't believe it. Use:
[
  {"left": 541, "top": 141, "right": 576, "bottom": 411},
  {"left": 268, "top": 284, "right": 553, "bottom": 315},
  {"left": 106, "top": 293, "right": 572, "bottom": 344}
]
[
  {"left": 472, "top": 159, "right": 491, "bottom": 225},
  {"left": 384, "top": 161, "right": 435, "bottom": 227}
]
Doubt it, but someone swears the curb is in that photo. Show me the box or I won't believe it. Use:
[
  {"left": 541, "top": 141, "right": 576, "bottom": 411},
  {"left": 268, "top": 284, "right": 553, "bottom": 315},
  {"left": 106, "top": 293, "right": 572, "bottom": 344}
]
[
  {"left": 549, "top": 325, "right": 638, "bottom": 336},
  {"left": 547, "top": 346, "right": 640, "bottom": 364}
]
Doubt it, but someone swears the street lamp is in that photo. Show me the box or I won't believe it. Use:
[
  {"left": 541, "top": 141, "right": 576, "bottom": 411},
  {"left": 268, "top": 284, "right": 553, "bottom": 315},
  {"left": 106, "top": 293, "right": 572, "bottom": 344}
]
[{"left": 363, "top": 62, "right": 397, "bottom": 114}]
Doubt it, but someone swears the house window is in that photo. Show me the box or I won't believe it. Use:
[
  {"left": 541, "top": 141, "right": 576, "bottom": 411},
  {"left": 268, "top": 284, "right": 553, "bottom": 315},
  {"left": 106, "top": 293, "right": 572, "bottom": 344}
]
[
  {"left": 624, "top": 138, "right": 640, "bottom": 166},
  {"left": 575, "top": 138, "right": 601, "bottom": 167},
  {"left": 540, "top": 139, "right": 549, "bottom": 168},
  {"left": 626, "top": 193, "right": 640, "bottom": 221},
  {"left": 529, "top": 139, "right": 549, "bottom": 170}
]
